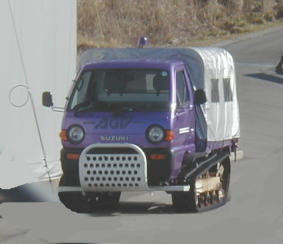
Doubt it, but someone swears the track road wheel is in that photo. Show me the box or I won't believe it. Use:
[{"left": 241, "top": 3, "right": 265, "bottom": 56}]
[
  {"left": 197, "top": 194, "right": 205, "bottom": 208},
  {"left": 217, "top": 188, "right": 225, "bottom": 203},
  {"left": 210, "top": 191, "right": 218, "bottom": 204},
  {"left": 205, "top": 192, "right": 211, "bottom": 206}
]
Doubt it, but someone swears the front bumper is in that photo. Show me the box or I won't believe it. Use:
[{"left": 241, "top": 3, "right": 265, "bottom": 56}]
[
  {"left": 59, "top": 143, "right": 189, "bottom": 193},
  {"left": 61, "top": 144, "right": 173, "bottom": 186}
]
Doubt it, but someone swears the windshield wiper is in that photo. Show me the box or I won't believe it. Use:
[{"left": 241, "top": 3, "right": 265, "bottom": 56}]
[
  {"left": 136, "top": 103, "right": 169, "bottom": 111},
  {"left": 136, "top": 104, "right": 153, "bottom": 110},
  {"left": 73, "top": 102, "right": 100, "bottom": 116},
  {"left": 74, "top": 106, "right": 96, "bottom": 116},
  {"left": 113, "top": 106, "right": 133, "bottom": 116},
  {"left": 74, "top": 102, "right": 119, "bottom": 116}
]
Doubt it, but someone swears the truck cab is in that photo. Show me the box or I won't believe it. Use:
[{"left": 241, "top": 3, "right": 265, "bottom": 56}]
[{"left": 59, "top": 59, "right": 200, "bottom": 188}]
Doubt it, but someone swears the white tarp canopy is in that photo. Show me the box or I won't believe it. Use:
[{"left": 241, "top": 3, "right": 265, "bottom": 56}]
[
  {"left": 78, "top": 47, "right": 240, "bottom": 146},
  {"left": 192, "top": 47, "right": 240, "bottom": 142},
  {"left": 0, "top": 0, "right": 77, "bottom": 189}
]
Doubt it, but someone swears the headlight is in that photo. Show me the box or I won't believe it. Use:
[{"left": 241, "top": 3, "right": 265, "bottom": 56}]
[
  {"left": 68, "top": 125, "right": 85, "bottom": 144},
  {"left": 146, "top": 125, "right": 165, "bottom": 144}
]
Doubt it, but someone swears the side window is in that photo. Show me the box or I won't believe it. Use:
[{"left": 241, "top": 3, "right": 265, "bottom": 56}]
[
  {"left": 223, "top": 78, "right": 233, "bottom": 101},
  {"left": 69, "top": 71, "right": 92, "bottom": 110},
  {"left": 176, "top": 70, "right": 189, "bottom": 106},
  {"left": 211, "top": 78, "right": 219, "bottom": 103}
]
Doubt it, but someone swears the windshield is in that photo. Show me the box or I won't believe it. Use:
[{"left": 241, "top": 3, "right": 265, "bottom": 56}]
[{"left": 68, "top": 69, "right": 170, "bottom": 113}]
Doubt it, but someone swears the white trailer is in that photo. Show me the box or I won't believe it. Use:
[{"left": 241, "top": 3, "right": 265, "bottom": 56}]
[{"left": 0, "top": 0, "right": 77, "bottom": 189}]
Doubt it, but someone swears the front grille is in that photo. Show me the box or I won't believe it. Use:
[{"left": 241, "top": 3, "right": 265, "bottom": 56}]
[{"left": 79, "top": 144, "right": 148, "bottom": 192}]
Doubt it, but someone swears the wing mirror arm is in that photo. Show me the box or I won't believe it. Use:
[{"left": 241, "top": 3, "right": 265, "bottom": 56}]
[{"left": 42, "top": 91, "right": 64, "bottom": 112}]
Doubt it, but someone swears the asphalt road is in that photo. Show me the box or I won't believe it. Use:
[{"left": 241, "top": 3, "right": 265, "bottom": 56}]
[{"left": 1, "top": 25, "right": 283, "bottom": 244}]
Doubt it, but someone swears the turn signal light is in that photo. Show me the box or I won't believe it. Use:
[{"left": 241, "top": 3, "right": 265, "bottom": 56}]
[
  {"left": 60, "top": 130, "right": 68, "bottom": 141},
  {"left": 165, "top": 130, "right": 174, "bottom": 141},
  {"left": 150, "top": 154, "right": 166, "bottom": 160},
  {"left": 66, "top": 153, "right": 80, "bottom": 160}
]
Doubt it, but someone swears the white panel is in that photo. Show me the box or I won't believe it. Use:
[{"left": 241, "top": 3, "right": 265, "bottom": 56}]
[
  {"left": 0, "top": 0, "right": 77, "bottom": 189},
  {"left": 196, "top": 47, "right": 240, "bottom": 141}
]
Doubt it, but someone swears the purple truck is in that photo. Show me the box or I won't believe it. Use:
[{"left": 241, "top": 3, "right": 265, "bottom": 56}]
[{"left": 43, "top": 42, "right": 240, "bottom": 213}]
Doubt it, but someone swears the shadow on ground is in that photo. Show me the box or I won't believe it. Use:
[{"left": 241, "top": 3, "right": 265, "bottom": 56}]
[{"left": 245, "top": 72, "right": 283, "bottom": 85}]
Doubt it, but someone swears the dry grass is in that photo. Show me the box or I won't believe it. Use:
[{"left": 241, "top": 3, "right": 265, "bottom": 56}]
[{"left": 77, "top": 0, "right": 283, "bottom": 53}]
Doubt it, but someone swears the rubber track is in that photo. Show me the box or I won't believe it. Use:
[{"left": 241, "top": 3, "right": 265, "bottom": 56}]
[{"left": 172, "top": 152, "right": 231, "bottom": 213}]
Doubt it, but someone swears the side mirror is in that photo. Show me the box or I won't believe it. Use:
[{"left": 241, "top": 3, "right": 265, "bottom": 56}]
[
  {"left": 42, "top": 91, "right": 53, "bottom": 107},
  {"left": 194, "top": 89, "right": 207, "bottom": 105}
]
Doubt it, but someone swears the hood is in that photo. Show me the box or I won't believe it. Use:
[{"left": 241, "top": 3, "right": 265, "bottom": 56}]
[{"left": 62, "top": 111, "right": 171, "bottom": 148}]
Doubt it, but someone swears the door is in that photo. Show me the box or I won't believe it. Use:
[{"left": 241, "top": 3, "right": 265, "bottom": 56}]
[{"left": 173, "top": 68, "right": 195, "bottom": 148}]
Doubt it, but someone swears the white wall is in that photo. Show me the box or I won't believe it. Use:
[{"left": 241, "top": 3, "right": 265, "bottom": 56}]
[{"left": 0, "top": 0, "right": 77, "bottom": 189}]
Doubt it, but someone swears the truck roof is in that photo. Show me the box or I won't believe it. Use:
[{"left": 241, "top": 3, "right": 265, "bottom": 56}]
[{"left": 81, "top": 58, "right": 185, "bottom": 71}]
